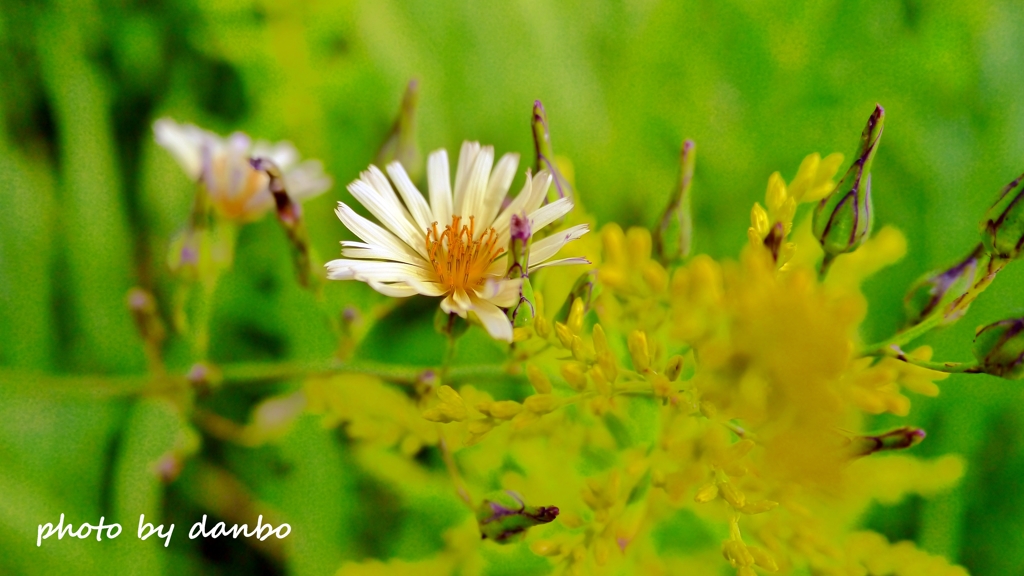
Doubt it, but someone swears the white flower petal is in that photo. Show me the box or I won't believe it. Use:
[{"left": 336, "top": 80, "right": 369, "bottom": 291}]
[
  {"left": 251, "top": 140, "right": 299, "bottom": 171},
  {"left": 335, "top": 203, "right": 425, "bottom": 265},
  {"left": 405, "top": 278, "right": 448, "bottom": 297},
  {"left": 453, "top": 288, "right": 473, "bottom": 312},
  {"left": 529, "top": 224, "right": 590, "bottom": 265},
  {"left": 469, "top": 295, "right": 513, "bottom": 342},
  {"left": 478, "top": 153, "right": 519, "bottom": 229},
  {"left": 528, "top": 257, "right": 592, "bottom": 271},
  {"left": 475, "top": 278, "right": 522, "bottom": 308},
  {"left": 441, "top": 293, "right": 468, "bottom": 317},
  {"left": 153, "top": 118, "right": 207, "bottom": 180},
  {"left": 459, "top": 145, "right": 494, "bottom": 221},
  {"left": 347, "top": 179, "right": 427, "bottom": 258},
  {"left": 365, "top": 165, "right": 425, "bottom": 242},
  {"left": 528, "top": 197, "right": 573, "bottom": 232},
  {"left": 240, "top": 189, "right": 275, "bottom": 218},
  {"left": 453, "top": 141, "right": 481, "bottom": 214},
  {"left": 493, "top": 170, "right": 551, "bottom": 241},
  {"left": 525, "top": 170, "right": 553, "bottom": 214},
  {"left": 386, "top": 161, "right": 433, "bottom": 232},
  {"left": 427, "top": 149, "right": 453, "bottom": 225},
  {"left": 367, "top": 281, "right": 418, "bottom": 297},
  {"left": 283, "top": 160, "right": 333, "bottom": 203},
  {"left": 325, "top": 259, "right": 431, "bottom": 283},
  {"left": 340, "top": 241, "right": 422, "bottom": 266}
]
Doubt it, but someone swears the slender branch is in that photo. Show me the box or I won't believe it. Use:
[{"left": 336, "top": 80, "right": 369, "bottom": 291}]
[
  {"left": 0, "top": 360, "right": 514, "bottom": 397},
  {"left": 863, "top": 345, "right": 982, "bottom": 374},
  {"left": 438, "top": 435, "right": 474, "bottom": 509}
]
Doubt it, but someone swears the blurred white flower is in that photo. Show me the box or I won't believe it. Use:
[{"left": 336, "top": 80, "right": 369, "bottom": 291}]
[
  {"left": 327, "top": 142, "right": 589, "bottom": 342},
  {"left": 153, "top": 118, "right": 332, "bottom": 221}
]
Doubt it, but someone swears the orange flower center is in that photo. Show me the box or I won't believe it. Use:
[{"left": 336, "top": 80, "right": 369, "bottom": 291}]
[
  {"left": 426, "top": 215, "right": 505, "bottom": 293},
  {"left": 208, "top": 155, "right": 269, "bottom": 220}
]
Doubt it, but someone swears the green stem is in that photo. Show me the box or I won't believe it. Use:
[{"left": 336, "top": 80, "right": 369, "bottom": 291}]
[
  {"left": 440, "top": 314, "right": 459, "bottom": 383},
  {"left": 863, "top": 348, "right": 982, "bottom": 374},
  {"left": 0, "top": 360, "right": 512, "bottom": 396},
  {"left": 819, "top": 252, "right": 836, "bottom": 280},
  {"left": 861, "top": 313, "right": 943, "bottom": 356}
]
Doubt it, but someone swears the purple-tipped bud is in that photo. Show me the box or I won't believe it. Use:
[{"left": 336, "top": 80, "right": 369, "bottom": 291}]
[
  {"left": 126, "top": 287, "right": 165, "bottom": 366},
  {"left": 848, "top": 426, "right": 926, "bottom": 457},
  {"left": 250, "top": 157, "right": 314, "bottom": 287},
  {"left": 511, "top": 212, "right": 532, "bottom": 241},
  {"left": 813, "top": 105, "right": 885, "bottom": 272},
  {"left": 903, "top": 245, "right": 984, "bottom": 326},
  {"left": 476, "top": 490, "right": 559, "bottom": 543},
  {"left": 532, "top": 100, "right": 574, "bottom": 204},
  {"left": 507, "top": 213, "right": 536, "bottom": 327},
  {"left": 655, "top": 139, "right": 696, "bottom": 263},
  {"left": 376, "top": 79, "right": 422, "bottom": 180},
  {"left": 973, "top": 318, "right": 1024, "bottom": 379},
  {"left": 980, "top": 172, "right": 1024, "bottom": 260},
  {"left": 186, "top": 361, "right": 222, "bottom": 394}
]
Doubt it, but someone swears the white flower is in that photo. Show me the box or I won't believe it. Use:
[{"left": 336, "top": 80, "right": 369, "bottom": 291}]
[
  {"left": 327, "top": 142, "right": 590, "bottom": 342},
  {"left": 153, "top": 118, "right": 332, "bottom": 221}
]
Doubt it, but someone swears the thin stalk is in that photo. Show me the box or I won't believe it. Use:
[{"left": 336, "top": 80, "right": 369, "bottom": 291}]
[
  {"left": 0, "top": 360, "right": 513, "bottom": 397},
  {"left": 864, "top": 347, "right": 982, "bottom": 374}
]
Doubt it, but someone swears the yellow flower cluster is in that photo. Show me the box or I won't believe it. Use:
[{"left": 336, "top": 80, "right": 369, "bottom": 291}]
[
  {"left": 305, "top": 374, "right": 439, "bottom": 456},
  {"left": 328, "top": 152, "right": 967, "bottom": 576},
  {"left": 748, "top": 152, "right": 844, "bottom": 267}
]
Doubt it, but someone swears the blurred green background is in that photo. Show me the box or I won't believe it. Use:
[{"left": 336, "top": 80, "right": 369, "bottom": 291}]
[{"left": 2, "top": 0, "right": 1024, "bottom": 574}]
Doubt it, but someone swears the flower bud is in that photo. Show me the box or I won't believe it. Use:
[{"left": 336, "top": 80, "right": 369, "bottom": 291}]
[
  {"left": 980, "top": 171, "right": 1024, "bottom": 260},
  {"left": 554, "top": 271, "right": 596, "bottom": 325},
  {"left": 718, "top": 482, "right": 746, "bottom": 509},
  {"left": 482, "top": 400, "right": 523, "bottom": 420},
  {"left": 532, "top": 100, "right": 574, "bottom": 204},
  {"left": 628, "top": 330, "right": 651, "bottom": 372},
  {"left": 570, "top": 335, "right": 590, "bottom": 362},
  {"left": 903, "top": 245, "right": 983, "bottom": 326},
  {"left": 561, "top": 362, "right": 589, "bottom": 391},
  {"left": 597, "top": 351, "right": 619, "bottom": 383},
  {"left": 476, "top": 490, "right": 559, "bottom": 543},
  {"left": 813, "top": 105, "right": 884, "bottom": 271},
  {"left": 524, "top": 394, "right": 560, "bottom": 414},
  {"left": 694, "top": 482, "right": 719, "bottom": 503},
  {"left": 127, "top": 288, "right": 166, "bottom": 351},
  {"left": 847, "top": 426, "right": 926, "bottom": 457},
  {"left": 746, "top": 546, "right": 779, "bottom": 572},
  {"left": 534, "top": 315, "right": 551, "bottom": 338},
  {"left": 554, "top": 322, "right": 574, "bottom": 349},
  {"left": 526, "top": 365, "right": 553, "bottom": 394},
  {"left": 973, "top": 318, "right": 1024, "bottom": 379},
  {"left": 375, "top": 79, "right": 422, "bottom": 181},
  {"left": 589, "top": 366, "right": 611, "bottom": 396},
  {"left": 722, "top": 540, "right": 754, "bottom": 567},
  {"left": 506, "top": 213, "right": 537, "bottom": 327},
  {"left": 655, "top": 139, "right": 696, "bottom": 264},
  {"left": 250, "top": 156, "right": 314, "bottom": 287},
  {"left": 506, "top": 213, "right": 531, "bottom": 278},
  {"left": 421, "top": 385, "right": 468, "bottom": 422},
  {"left": 567, "top": 298, "right": 585, "bottom": 335},
  {"left": 664, "top": 355, "right": 684, "bottom": 381},
  {"left": 593, "top": 324, "right": 610, "bottom": 356}
]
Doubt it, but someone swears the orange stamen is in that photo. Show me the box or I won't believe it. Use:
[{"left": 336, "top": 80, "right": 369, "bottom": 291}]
[{"left": 425, "top": 215, "right": 505, "bottom": 293}]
